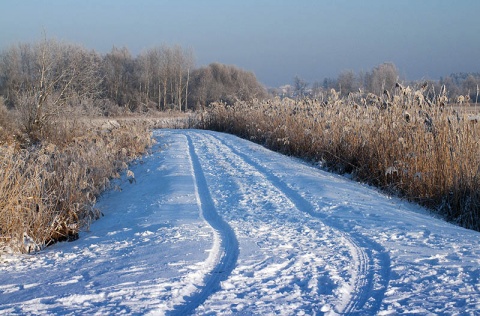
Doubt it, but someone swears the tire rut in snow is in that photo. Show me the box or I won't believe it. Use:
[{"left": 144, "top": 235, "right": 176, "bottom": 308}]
[
  {"left": 169, "top": 134, "right": 239, "bottom": 316},
  {"left": 209, "top": 132, "right": 390, "bottom": 315}
]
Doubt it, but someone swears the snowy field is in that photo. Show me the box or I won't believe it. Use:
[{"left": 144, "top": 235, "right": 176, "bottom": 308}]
[{"left": 1, "top": 129, "right": 479, "bottom": 315}]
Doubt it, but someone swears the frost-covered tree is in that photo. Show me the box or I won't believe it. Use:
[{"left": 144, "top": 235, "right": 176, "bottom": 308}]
[
  {"left": 0, "top": 39, "right": 102, "bottom": 139},
  {"left": 366, "top": 62, "right": 398, "bottom": 95}
]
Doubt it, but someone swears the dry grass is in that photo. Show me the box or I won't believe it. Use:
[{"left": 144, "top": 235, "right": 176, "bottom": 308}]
[
  {"left": 0, "top": 98, "right": 18, "bottom": 145},
  {"left": 0, "top": 115, "right": 156, "bottom": 253},
  {"left": 197, "top": 90, "right": 480, "bottom": 231}
]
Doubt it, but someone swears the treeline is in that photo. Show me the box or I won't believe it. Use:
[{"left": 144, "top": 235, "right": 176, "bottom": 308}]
[
  {"left": 0, "top": 38, "right": 267, "bottom": 140},
  {"left": 277, "top": 62, "right": 480, "bottom": 103}
]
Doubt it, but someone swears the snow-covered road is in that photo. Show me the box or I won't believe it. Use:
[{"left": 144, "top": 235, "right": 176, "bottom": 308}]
[{"left": 1, "top": 129, "right": 479, "bottom": 315}]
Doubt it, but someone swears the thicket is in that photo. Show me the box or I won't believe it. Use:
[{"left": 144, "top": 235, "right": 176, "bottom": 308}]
[{"left": 198, "top": 86, "right": 480, "bottom": 231}]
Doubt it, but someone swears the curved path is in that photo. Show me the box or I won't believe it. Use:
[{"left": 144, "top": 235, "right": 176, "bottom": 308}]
[
  {"left": 186, "top": 131, "right": 389, "bottom": 315},
  {"left": 209, "top": 132, "right": 390, "bottom": 314},
  {"left": 1, "top": 129, "right": 479, "bottom": 315},
  {"left": 169, "top": 135, "right": 239, "bottom": 315}
]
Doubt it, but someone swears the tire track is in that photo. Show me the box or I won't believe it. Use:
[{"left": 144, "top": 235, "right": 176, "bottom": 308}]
[
  {"left": 207, "top": 131, "right": 390, "bottom": 315},
  {"left": 168, "top": 134, "right": 239, "bottom": 315}
]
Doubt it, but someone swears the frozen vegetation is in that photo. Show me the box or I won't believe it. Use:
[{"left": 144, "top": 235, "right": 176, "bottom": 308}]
[{"left": 1, "top": 130, "right": 479, "bottom": 315}]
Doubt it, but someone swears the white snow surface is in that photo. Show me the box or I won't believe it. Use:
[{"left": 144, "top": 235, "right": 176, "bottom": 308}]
[{"left": 1, "top": 129, "right": 479, "bottom": 315}]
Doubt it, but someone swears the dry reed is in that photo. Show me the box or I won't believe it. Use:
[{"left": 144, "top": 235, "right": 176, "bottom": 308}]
[
  {"left": 0, "top": 118, "right": 154, "bottom": 254},
  {"left": 198, "top": 89, "right": 480, "bottom": 231}
]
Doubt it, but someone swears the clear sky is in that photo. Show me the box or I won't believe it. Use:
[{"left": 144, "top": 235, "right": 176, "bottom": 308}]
[{"left": 1, "top": 0, "right": 479, "bottom": 87}]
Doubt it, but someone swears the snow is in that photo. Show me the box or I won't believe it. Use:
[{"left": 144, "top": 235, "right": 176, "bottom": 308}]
[{"left": 1, "top": 129, "right": 479, "bottom": 315}]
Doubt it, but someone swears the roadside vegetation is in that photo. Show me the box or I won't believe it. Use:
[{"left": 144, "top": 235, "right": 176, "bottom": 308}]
[
  {"left": 198, "top": 88, "right": 480, "bottom": 232},
  {"left": 0, "top": 112, "right": 153, "bottom": 253},
  {"left": 0, "top": 39, "right": 208, "bottom": 253},
  {"left": 1, "top": 37, "right": 479, "bottom": 253}
]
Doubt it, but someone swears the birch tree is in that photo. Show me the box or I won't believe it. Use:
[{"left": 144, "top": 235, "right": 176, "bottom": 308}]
[{"left": 102, "top": 46, "right": 135, "bottom": 109}]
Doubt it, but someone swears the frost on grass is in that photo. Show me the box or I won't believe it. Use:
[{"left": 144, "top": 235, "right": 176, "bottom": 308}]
[{"left": 0, "top": 130, "right": 479, "bottom": 315}]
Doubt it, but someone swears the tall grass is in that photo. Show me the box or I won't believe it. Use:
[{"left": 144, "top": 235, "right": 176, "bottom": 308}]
[
  {"left": 198, "top": 89, "right": 480, "bottom": 231},
  {"left": 0, "top": 114, "right": 155, "bottom": 253}
]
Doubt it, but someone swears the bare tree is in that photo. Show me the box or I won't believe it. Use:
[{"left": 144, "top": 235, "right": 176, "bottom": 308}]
[
  {"left": 170, "top": 45, "right": 194, "bottom": 111},
  {"left": 137, "top": 47, "right": 165, "bottom": 110},
  {"left": 366, "top": 62, "right": 399, "bottom": 95},
  {"left": 102, "top": 46, "right": 135, "bottom": 109},
  {"left": 0, "top": 38, "right": 102, "bottom": 139},
  {"left": 136, "top": 51, "right": 153, "bottom": 107},
  {"left": 134, "top": 45, "right": 195, "bottom": 111},
  {"left": 189, "top": 66, "right": 212, "bottom": 108},
  {"left": 462, "top": 74, "right": 479, "bottom": 102},
  {"left": 189, "top": 63, "right": 267, "bottom": 106},
  {"left": 311, "top": 81, "right": 323, "bottom": 99},
  {"left": 337, "top": 70, "right": 359, "bottom": 96},
  {"left": 293, "top": 75, "right": 309, "bottom": 98},
  {"left": 0, "top": 43, "right": 25, "bottom": 107},
  {"left": 157, "top": 46, "right": 173, "bottom": 110},
  {"left": 439, "top": 76, "right": 460, "bottom": 100}
]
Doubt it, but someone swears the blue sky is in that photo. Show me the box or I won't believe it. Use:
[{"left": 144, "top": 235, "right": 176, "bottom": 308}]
[{"left": 1, "top": 0, "right": 479, "bottom": 86}]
